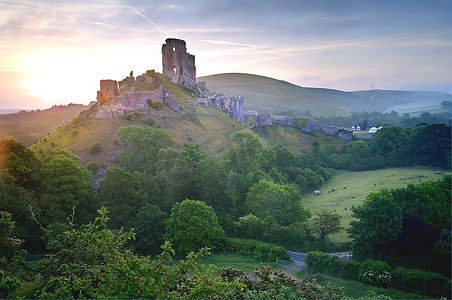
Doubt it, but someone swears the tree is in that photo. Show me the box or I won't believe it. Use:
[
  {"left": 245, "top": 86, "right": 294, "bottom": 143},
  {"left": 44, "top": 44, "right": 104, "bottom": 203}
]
[
  {"left": 117, "top": 125, "right": 174, "bottom": 173},
  {"left": 133, "top": 204, "right": 167, "bottom": 255},
  {"left": 225, "top": 130, "right": 264, "bottom": 174},
  {"left": 245, "top": 180, "right": 310, "bottom": 226},
  {"left": 348, "top": 189, "right": 403, "bottom": 260},
  {"left": 194, "top": 157, "right": 235, "bottom": 216},
  {"left": 310, "top": 210, "right": 342, "bottom": 250},
  {"left": 0, "top": 138, "right": 43, "bottom": 191},
  {"left": 40, "top": 153, "right": 94, "bottom": 225},
  {"left": 370, "top": 126, "right": 410, "bottom": 166},
  {"left": 164, "top": 199, "right": 225, "bottom": 254},
  {"left": 97, "top": 167, "right": 147, "bottom": 228},
  {"left": 155, "top": 147, "right": 195, "bottom": 211}
]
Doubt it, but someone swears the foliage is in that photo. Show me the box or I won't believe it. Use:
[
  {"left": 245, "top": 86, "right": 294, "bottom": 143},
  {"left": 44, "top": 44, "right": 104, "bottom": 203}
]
[
  {"left": 0, "top": 211, "right": 24, "bottom": 272},
  {"left": 88, "top": 141, "right": 101, "bottom": 153},
  {"left": 224, "top": 238, "right": 291, "bottom": 261},
  {"left": 164, "top": 199, "right": 225, "bottom": 254},
  {"left": 305, "top": 251, "right": 361, "bottom": 281},
  {"left": 117, "top": 125, "right": 174, "bottom": 173},
  {"left": 358, "top": 259, "right": 391, "bottom": 287},
  {"left": 40, "top": 152, "right": 94, "bottom": 225},
  {"left": 133, "top": 204, "right": 167, "bottom": 255},
  {"left": 245, "top": 180, "right": 310, "bottom": 226},
  {"left": 392, "top": 267, "right": 451, "bottom": 298},
  {"left": 147, "top": 98, "right": 166, "bottom": 109},
  {"left": 310, "top": 210, "right": 342, "bottom": 250},
  {"left": 96, "top": 166, "right": 147, "bottom": 229},
  {"left": 348, "top": 189, "right": 403, "bottom": 260}
]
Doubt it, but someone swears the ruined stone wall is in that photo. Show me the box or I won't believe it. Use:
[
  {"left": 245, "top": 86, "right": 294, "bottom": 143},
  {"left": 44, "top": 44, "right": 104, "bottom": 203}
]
[
  {"left": 97, "top": 80, "right": 119, "bottom": 106},
  {"left": 228, "top": 95, "right": 244, "bottom": 123},
  {"left": 162, "top": 38, "right": 196, "bottom": 89}
]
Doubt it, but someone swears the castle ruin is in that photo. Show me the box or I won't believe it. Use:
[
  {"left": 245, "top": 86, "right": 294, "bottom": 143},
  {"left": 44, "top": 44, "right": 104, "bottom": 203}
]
[{"left": 162, "top": 38, "right": 196, "bottom": 90}]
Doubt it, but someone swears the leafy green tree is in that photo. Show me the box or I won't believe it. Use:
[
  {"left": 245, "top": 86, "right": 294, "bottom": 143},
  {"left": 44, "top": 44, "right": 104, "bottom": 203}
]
[
  {"left": 117, "top": 125, "right": 174, "bottom": 173},
  {"left": 97, "top": 167, "right": 147, "bottom": 228},
  {"left": 194, "top": 157, "right": 236, "bottom": 217},
  {"left": 0, "top": 138, "right": 42, "bottom": 191},
  {"left": 0, "top": 211, "right": 23, "bottom": 272},
  {"left": 40, "top": 153, "right": 94, "bottom": 225},
  {"left": 225, "top": 130, "right": 264, "bottom": 175},
  {"left": 245, "top": 180, "right": 310, "bottom": 226},
  {"left": 410, "top": 123, "right": 451, "bottom": 168},
  {"left": 348, "top": 189, "right": 403, "bottom": 260},
  {"left": 155, "top": 147, "right": 195, "bottom": 211},
  {"left": 310, "top": 210, "right": 342, "bottom": 250},
  {"left": 164, "top": 199, "right": 225, "bottom": 254},
  {"left": 370, "top": 126, "right": 410, "bottom": 166},
  {"left": 133, "top": 204, "right": 167, "bottom": 255},
  {"left": 0, "top": 182, "right": 41, "bottom": 251},
  {"left": 343, "top": 140, "right": 371, "bottom": 171}
]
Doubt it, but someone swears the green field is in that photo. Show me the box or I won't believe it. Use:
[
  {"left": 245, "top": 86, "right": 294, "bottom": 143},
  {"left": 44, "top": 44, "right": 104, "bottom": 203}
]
[
  {"left": 201, "top": 253, "right": 277, "bottom": 276},
  {"left": 302, "top": 167, "right": 450, "bottom": 243}
]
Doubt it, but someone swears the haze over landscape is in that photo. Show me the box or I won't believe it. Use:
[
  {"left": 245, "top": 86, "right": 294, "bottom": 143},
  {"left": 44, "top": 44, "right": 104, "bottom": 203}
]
[{"left": 1, "top": 0, "right": 451, "bottom": 109}]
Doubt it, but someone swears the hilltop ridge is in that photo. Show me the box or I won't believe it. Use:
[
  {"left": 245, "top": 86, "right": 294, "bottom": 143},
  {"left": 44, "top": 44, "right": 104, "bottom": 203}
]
[{"left": 199, "top": 73, "right": 451, "bottom": 117}]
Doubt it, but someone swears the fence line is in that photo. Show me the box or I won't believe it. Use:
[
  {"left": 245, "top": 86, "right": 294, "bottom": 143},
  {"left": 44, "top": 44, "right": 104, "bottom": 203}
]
[{"left": 276, "top": 258, "right": 305, "bottom": 272}]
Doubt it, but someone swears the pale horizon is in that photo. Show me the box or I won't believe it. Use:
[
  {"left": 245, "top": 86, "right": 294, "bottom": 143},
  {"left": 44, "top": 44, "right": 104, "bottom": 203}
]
[{"left": 1, "top": 0, "right": 451, "bottom": 109}]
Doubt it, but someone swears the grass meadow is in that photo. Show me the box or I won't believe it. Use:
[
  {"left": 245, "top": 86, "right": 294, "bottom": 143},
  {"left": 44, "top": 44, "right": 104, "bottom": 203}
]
[{"left": 302, "top": 166, "right": 449, "bottom": 243}]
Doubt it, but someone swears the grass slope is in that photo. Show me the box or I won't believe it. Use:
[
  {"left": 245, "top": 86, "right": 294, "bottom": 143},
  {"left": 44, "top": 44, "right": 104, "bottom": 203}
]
[
  {"left": 31, "top": 102, "right": 251, "bottom": 166},
  {"left": 302, "top": 167, "right": 450, "bottom": 243},
  {"left": 0, "top": 104, "right": 88, "bottom": 146},
  {"left": 252, "top": 124, "right": 347, "bottom": 154},
  {"left": 199, "top": 73, "right": 350, "bottom": 117},
  {"left": 199, "top": 73, "right": 450, "bottom": 116}
]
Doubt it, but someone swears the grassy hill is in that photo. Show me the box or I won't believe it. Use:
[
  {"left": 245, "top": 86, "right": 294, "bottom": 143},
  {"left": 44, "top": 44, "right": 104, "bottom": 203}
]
[
  {"left": 0, "top": 104, "right": 89, "bottom": 147},
  {"left": 30, "top": 102, "right": 253, "bottom": 166},
  {"left": 199, "top": 73, "right": 450, "bottom": 116},
  {"left": 302, "top": 167, "right": 450, "bottom": 243}
]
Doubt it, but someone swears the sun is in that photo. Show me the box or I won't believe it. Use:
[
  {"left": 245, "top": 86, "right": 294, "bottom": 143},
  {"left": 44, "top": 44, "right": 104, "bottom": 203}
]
[{"left": 19, "top": 52, "right": 98, "bottom": 104}]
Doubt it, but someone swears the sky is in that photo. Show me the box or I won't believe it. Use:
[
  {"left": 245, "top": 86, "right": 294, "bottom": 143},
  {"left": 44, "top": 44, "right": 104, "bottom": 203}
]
[{"left": 0, "top": 0, "right": 451, "bottom": 109}]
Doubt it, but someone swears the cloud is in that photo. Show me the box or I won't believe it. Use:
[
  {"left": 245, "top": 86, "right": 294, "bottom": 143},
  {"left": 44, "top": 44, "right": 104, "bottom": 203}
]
[{"left": 120, "top": 0, "right": 169, "bottom": 36}]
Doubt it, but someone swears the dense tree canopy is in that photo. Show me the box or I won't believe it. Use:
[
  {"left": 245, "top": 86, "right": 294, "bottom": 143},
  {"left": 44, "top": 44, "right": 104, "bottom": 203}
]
[
  {"left": 164, "top": 199, "right": 225, "bottom": 254},
  {"left": 348, "top": 189, "right": 403, "bottom": 260},
  {"left": 245, "top": 180, "right": 310, "bottom": 226}
]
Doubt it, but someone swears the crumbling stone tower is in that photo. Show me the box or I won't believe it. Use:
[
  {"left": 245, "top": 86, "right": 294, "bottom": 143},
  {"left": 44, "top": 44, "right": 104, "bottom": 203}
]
[
  {"left": 162, "top": 38, "right": 196, "bottom": 90},
  {"left": 97, "top": 80, "right": 119, "bottom": 106}
]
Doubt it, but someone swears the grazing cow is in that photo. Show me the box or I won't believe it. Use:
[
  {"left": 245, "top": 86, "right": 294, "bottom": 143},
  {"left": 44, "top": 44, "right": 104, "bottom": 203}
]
[{"left": 314, "top": 190, "right": 321, "bottom": 195}]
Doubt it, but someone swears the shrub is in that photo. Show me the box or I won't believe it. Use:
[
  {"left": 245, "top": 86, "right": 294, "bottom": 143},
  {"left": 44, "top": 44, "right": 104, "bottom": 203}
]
[
  {"left": 358, "top": 259, "right": 391, "bottom": 287},
  {"left": 89, "top": 142, "right": 101, "bottom": 153},
  {"left": 392, "top": 267, "right": 451, "bottom": 298},
  {"left": 224, "top": 238, "right": 290, "bottom": 261},
  {"left": 248, "top": 116, "right": 255, "bottom": 127},
  {"left": 147, "top": 99, "right": 165, "bottom": 110},
  {"left": 146, "top": 117, "right": 156, "bottom": 126},
  {"left": 305, "top": 251, "right": 360, "bottom": 281},
  {"left": 135, "top": 81, "right": 159, "bottom": 91}
]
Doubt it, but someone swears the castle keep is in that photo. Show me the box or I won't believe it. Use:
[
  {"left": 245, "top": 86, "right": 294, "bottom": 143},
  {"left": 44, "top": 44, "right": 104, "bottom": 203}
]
[{"left": 162, "top": 39, "right": 196, "bottom": 90}]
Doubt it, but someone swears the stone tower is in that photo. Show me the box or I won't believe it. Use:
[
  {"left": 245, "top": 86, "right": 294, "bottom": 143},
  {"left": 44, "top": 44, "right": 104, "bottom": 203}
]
[
  {"left": 97, "top": 80, "right": 119, "bottom": 106},
  {"left": 162, "top": 38, "right": 196, "bottom": 90}
]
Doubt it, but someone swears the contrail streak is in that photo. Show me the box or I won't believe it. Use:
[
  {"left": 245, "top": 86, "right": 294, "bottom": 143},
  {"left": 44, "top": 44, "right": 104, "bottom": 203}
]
[{"left": 121, "top": 0, "right": 169, "bottom": 36}]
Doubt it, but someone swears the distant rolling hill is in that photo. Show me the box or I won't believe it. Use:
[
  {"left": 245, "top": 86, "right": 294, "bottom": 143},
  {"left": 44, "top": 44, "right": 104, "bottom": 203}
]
[
  {"left": 0, "top": 104, "right": 89, "bottom": 146},
  {"left": 199, "top": 73, "right": 451, "bottom": 117}
]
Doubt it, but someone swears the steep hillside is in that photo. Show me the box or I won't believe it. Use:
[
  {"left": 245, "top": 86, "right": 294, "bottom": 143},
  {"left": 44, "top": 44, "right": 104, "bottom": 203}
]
[
  {"left": 0, "top": 104, "right": 89, "bottom": 146},
  {"left": 31, "top": 102, "right": 252, "bottom": 166},
  {"left": 199, "top": 73, "right": 450, "bottom": 116},
  {"left": 30, "top": 101, "right": 348, "bottom": 166}
]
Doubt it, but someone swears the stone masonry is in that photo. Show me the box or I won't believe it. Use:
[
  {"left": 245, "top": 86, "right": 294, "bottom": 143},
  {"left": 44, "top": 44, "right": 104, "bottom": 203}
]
[{"left": 162, "top": 38, "right": 196, "bottom": 90}]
